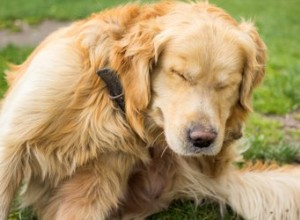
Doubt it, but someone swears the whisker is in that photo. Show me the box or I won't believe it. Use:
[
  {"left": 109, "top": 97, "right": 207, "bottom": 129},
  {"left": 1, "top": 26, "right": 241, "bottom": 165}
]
[
  {"left": 150, "top": 131, "right": 165, "bottom": 146},
  {"left": 160, "top": 145, "right": 169, "bottom": 158}
]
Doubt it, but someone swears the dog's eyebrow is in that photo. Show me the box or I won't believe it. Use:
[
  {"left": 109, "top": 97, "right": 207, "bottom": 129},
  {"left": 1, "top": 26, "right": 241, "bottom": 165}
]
[{"left": 97, "top": 68, "right": 125, "bottom": 112}]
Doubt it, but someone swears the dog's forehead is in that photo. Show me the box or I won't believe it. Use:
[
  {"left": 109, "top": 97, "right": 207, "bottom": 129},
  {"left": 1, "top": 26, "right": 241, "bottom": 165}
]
[{"left": 161, "top": 24, "right": 245, "bottom": 79}]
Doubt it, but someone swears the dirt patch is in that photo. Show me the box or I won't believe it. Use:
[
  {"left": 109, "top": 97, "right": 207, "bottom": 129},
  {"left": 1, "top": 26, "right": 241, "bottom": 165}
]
[
  {"left": 265, "top": 110, "right": 300, "bottom": 161},
  {"left": 0, "top": 20, "right": 71, "bottom": 48},
  {"left": 269, "top": 110, "right": 300, "bottom": 142}
]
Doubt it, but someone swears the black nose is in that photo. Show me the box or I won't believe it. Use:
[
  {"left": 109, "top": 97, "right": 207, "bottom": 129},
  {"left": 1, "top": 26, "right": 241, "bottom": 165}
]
[{"left": 188, "top": 125, "right": 217, "bottom": 148}]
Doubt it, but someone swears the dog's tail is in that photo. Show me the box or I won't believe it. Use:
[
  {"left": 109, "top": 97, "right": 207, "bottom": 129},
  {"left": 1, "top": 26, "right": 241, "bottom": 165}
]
[{"left": 225, "top": 163, "right": 300, "bottom": 220}]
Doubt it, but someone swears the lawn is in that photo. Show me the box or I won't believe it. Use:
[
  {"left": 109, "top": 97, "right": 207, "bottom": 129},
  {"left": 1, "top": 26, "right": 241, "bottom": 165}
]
[{"left": 1, "top": 0, "right": 299, "bottom": 219}]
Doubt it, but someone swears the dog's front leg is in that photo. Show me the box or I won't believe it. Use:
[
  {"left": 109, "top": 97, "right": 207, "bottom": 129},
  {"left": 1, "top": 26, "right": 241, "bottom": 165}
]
[
  {"left": 38, "top": 152, "right": 139, "bottom": 220},
  {"left": 224, "top": 166, "right": 300, "bottom": 220}
]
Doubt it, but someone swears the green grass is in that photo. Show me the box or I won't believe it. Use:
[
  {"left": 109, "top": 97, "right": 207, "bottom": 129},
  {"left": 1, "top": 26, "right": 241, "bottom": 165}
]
[
  {"left": 0, "top": 0, "right": 136, "bottom": 30},
  {"left": 149, "top": 200, "right": 241, "bottom": 220},
  {"left": 244, "top": 113, "right": 299, "bottom": 164},
  {"left": 1, "top": 0, "right": 299, "bottom": 219}
]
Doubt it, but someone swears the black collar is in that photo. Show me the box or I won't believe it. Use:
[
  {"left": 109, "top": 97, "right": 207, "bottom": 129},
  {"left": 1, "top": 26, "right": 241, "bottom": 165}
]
[{"left": 97, "top": 68, "right": 125, "bottom": 112}]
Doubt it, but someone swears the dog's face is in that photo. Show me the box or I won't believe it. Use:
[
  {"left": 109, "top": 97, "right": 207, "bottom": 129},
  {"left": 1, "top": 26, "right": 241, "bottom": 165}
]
[
  {"left": 150, "top": 25, "right": 245, "bottom": 156},
  {"left": 117, "top": 3, "right": 266, "bottom": 156}
]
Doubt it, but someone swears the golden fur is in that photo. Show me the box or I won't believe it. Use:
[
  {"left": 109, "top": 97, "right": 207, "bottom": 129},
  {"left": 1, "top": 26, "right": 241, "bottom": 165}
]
[{"left": 1, "top": 2, "right": 300, "bottom": 220}]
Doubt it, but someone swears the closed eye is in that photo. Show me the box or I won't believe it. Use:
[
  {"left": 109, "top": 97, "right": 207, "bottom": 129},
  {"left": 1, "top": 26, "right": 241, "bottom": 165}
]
[
  {"left": 214, "top": 82, "right": 229, "bottom": 90},
  {"left": 171, "top": 68, "right": 188, "bottom": 81}
]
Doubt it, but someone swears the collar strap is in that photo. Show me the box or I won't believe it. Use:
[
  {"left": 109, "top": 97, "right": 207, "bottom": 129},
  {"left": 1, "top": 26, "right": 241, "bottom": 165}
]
[{"left": 97, "top": 68, "right": 125, "bottom": 112}]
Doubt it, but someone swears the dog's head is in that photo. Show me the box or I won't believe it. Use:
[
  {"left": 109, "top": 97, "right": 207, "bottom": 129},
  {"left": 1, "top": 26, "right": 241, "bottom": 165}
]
[{"left": 114, "top": 2, "right": 266, "bottom": 156}]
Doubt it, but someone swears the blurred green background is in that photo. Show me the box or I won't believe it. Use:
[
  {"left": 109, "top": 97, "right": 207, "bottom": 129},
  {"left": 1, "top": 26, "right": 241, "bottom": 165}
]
[{"left": 1, "top": 0, "right": 299, "bottom": 219}]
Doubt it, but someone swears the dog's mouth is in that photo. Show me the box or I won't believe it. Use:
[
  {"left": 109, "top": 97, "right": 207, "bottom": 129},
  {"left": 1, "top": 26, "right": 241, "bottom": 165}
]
[{"left": 184, "top": 142, "right": 218, "bottom": 155}]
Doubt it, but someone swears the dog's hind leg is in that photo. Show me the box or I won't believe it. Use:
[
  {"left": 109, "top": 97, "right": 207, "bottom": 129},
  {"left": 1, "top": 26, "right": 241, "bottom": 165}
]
[
  {"left": 0, "top": 91, "right": 27, "bottom": 219},
  {"left": 224, "top": 164, "right": 300, "bottom": 220},
  {"left": 0, "top": 39, "right": 83, "bottom": 219},
  {"left": 37, "top": 153, "right": 139, "bottom": 220},
  {"left": 0, "top": 131, "right": 24, "bottom": 219}
]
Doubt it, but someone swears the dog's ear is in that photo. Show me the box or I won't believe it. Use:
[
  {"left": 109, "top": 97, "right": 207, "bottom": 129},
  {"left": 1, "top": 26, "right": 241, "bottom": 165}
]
[
  {"left": 112, "top": 19, "right": 166, "bottom": 139},
  {"left": 224, "top": 22, "right": 266, "bottom": 142},
  {"left": 239, "top": 22, "right": 267, "bottom": 112}
]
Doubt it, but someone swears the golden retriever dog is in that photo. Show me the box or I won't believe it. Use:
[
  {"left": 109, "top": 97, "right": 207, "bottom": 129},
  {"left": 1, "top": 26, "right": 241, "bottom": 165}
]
[{"left": 1, "top": 1, "right": 300, "bottom": 219}]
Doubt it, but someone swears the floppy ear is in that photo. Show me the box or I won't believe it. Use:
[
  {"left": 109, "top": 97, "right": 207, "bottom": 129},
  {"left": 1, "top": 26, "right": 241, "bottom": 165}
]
[
  {"left": 111, "top": 20, "right": 164, "bottom": 139},
  {"left": 224, "top": 22, "right": 266, "bottom": 142},
  {"left": 239, "top": 22, "right": 267, "bottom": 112}
]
